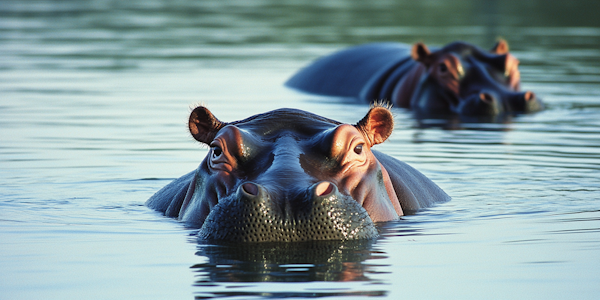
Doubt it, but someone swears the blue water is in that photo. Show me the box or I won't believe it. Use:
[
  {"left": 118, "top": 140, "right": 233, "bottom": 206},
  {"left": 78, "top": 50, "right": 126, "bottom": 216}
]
[{"left": 1, "top": 1, "right": 600, "bottom": 299}]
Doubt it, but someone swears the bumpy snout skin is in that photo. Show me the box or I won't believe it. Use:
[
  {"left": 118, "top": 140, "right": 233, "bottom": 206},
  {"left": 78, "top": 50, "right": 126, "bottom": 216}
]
[
  {"left": 146, "top": 106, "right": 450, "bottom": 242},
  {"left": 197, "top": 182, "right": 378, "bottom": 242}
]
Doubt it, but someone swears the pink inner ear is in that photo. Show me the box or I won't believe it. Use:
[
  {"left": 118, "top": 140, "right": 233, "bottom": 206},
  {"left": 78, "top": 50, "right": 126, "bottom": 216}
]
[
  {"left": 411, "top": 42, "right": 432, "bottom": 66},
  {"left": 492, "top": 40, "right": 509, "bottom": 55},
  {"left": 355, "top": 106, "right": 394, "bottom": 147},
  {"left": 188, "top": 106, "right": 225, "bottom": 144},
  {"left": 366, "top": 107, "right": 394, "bottom": 145}
]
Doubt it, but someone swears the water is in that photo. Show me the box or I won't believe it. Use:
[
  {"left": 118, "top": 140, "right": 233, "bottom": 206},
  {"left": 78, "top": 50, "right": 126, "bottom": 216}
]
[{"left": 1, "top": 1, "right": 600, "bottom": 299}]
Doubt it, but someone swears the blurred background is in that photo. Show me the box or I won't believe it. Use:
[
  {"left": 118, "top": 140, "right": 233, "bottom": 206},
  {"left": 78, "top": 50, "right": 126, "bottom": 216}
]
[{"left": 2, "top": 0, "right": 599, "bottom": 71}]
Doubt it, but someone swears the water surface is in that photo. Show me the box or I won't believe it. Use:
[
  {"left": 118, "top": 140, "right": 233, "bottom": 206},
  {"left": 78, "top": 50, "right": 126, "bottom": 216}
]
[{"left": 1, "top": 1, "right": 600, "bottom": 299}]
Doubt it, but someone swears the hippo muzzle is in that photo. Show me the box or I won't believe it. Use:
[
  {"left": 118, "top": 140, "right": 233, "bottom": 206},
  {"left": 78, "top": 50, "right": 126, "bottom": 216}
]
[
  {"left": 198, "top": 181, "right": 378, "bottom": 242},
  {"left": 457, "top": 89, "right": 543, "bottom": 116}
]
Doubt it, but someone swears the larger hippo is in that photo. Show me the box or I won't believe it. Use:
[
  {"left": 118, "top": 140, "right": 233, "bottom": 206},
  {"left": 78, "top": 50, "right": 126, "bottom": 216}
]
[
  {"left": 286, "top": 40, "right": 543, "bottom": 116},
  {"left": 147, "top": 105, "right": 450, "bottom": 242}
]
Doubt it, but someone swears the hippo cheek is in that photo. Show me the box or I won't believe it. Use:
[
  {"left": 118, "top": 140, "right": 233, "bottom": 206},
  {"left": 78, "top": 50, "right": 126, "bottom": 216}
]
[
  {"left": 196, "top": 182, "right": 379, "bottom": 242},
  {"left": 179, "top": 164, "right": 236, "bottom": 227},
  {"left": 178, "top": 174, "right": 214, "bottom": 227},
  {"left": 410, "top": 78, "right": 457, "bottom": 113},
  {"left": 335, "top": 161, "right": 400, "bottom": 222}
]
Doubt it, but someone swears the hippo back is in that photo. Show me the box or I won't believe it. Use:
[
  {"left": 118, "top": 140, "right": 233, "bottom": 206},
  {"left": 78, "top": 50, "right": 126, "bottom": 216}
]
[{"left": 286, "top": 43, "right": 412, "bottom": 100}]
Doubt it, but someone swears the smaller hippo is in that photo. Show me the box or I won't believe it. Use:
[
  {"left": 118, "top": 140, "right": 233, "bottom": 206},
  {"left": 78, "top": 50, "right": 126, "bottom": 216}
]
[
  {"left": 286, "top": 40, "right": 544, "bottom": 117},
  {"left": 146, "top": 105, "right": 450, "bottom": 242}
]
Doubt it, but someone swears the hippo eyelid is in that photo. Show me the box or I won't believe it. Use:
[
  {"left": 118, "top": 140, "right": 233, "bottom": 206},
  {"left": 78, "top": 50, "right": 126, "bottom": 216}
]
[
  {"left": 207, "top": 139, "right": 237, "bottom": 173},
  {"left": 212, "top": 146, "right": 222, "bottom": 158},
  {"left": 209, "top": 141, "right": 224, "bottom": 159}
]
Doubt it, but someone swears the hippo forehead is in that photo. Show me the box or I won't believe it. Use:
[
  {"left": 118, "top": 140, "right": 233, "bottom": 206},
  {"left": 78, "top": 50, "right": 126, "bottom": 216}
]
[
  {"left": 229, "top": 108, "right": 342, "bottom": 138},
  {"left": 441, "top": 41, "right": 510, "bottom": 72},
  {"left": 441, "top": 42, "right": 488, "bottom": 59}
]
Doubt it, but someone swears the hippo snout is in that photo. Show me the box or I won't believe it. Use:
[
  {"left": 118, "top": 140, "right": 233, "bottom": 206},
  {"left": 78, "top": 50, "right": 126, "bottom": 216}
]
[
  {"left": 458, "top": 89, "right": 544, "bottom": 116},
  {"left": 196, "top": 181, "right": 379, "bottom": 242}
]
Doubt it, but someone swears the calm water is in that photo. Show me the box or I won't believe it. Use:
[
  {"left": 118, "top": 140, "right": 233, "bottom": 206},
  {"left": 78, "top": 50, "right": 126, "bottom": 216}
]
[{"left": 1, "top": 1, "right": 600, "bottom": 299}]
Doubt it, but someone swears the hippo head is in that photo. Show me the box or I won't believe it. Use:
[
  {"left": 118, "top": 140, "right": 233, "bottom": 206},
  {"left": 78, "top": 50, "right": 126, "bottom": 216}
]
[
  {"left": 178, "top": 105, "right": 402, "bottom": 242},
  {"left": 408, "top": 39, "right": 544, "bottom": 116}
]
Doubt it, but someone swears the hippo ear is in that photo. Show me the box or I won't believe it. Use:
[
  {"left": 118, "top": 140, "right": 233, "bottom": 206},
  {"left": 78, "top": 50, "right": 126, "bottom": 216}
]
[
  {"left": 491, "top": 39, "right": 509, "bottom": 54},
  {"left": 188, "top": 106, "right": 226, "bottom": 144},
  {"left": 411, "top": 42, "right": 433, "bottom": 66},
  {"left": 354, "top": 105, "right": 394, "bottom": 147}
]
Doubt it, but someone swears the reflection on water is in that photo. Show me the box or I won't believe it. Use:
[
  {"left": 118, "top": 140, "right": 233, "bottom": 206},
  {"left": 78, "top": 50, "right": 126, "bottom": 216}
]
[
  {"left": 193, "top": 240, "right": 375, "bottom": 283},
  {"left": 1, "top": 0, "right": 600, "bottom": 299},
  {"left": 413, "top": 111, "right": 518, "bottom": 129},
  {"left": 191, "top": 240, "right": 388, "bottom": 298}
]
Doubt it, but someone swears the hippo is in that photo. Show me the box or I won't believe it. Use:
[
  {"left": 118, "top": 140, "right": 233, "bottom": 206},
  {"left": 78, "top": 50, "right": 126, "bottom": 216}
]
[
  {"left": 146, "top": 105, "right": 450, "bottom": 242},
  {"left": 286, "top": 40, "right": 544, "bottom": 117}
]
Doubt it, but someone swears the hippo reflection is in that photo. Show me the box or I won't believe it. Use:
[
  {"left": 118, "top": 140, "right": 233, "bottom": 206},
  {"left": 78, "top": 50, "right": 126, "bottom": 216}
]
[
  {"left": 193, "top": 240, "right": 387, "bottom": 297},
  {"left": 146, "top": 105, "right": 450, "bottom": 242},
  {"left": 286, "top": 40, "right": 544, "bottom": 117},
  {"left": 193, "top": 240, "right": 374, "bottom": 283}
]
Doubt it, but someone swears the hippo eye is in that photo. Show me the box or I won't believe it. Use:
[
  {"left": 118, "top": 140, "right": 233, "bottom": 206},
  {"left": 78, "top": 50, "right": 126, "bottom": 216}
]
[
  {"left": 439, "top": 62, "right": 448, "bottom": 74},
  {"left": 353, "top": 144, "right": 363, "bottom": 155},
  {"left": 212, "top": 146, "right": 223, "bottom": 158}
]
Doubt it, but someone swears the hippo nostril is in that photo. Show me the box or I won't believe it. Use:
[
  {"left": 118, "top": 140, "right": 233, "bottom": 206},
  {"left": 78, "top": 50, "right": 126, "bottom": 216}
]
[
  {"left": 315, "top": 181, "right": 334, "bottom": 197},
  {"left": 479, "top": 92, "right": 494, "bottom": 104},
  {"left": 241, "top": 182, "right": 259, "bottom": 196},
  {"left": 524, "top": 91, "right": 535, "bottom": 101}
]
